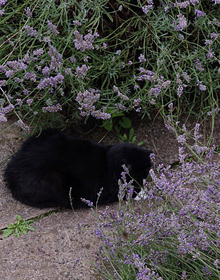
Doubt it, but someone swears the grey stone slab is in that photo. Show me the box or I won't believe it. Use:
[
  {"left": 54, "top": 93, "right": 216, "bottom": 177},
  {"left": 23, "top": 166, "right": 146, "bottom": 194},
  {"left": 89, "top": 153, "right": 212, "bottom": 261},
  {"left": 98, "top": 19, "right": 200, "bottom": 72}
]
[{"left": 0, "top": 210, "right": 99, "bottom": 280}]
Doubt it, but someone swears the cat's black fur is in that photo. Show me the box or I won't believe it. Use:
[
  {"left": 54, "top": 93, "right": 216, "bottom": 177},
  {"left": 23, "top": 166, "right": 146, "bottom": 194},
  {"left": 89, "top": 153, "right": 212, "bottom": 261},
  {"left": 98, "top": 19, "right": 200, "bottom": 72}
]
[{"left": 4, "top": 129, "right": 152, "bottom": 209}]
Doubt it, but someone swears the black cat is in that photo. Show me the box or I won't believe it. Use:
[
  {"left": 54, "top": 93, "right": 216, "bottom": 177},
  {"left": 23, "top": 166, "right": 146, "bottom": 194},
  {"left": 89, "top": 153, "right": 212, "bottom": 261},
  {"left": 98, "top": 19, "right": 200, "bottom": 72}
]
[{"left": 4, "top": 129, "right": 152, "bottom": 208}]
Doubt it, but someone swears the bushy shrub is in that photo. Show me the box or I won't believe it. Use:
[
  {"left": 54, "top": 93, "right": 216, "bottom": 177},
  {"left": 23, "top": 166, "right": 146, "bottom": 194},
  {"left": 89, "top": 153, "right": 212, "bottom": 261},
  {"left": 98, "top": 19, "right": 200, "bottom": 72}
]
[
  {"left": 94, "top": 123, "right": 220, "bottom": 279},
  {"left": 0, "top": 0, "right": 219, "bottom": 130}
]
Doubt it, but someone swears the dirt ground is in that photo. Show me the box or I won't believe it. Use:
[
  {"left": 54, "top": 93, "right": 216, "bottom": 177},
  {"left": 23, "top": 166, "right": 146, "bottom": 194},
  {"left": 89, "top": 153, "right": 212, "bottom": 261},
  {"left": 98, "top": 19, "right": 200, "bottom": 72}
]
[{"left": 0, "top": 113, "right": 219, "bottom": 280}]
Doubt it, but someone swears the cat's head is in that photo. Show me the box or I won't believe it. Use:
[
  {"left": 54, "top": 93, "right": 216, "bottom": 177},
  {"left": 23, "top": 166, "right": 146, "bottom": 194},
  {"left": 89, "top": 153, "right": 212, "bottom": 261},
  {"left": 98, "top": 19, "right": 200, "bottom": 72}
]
[{"left": 107, "top": 143, "right": 152, "bottom": 188}]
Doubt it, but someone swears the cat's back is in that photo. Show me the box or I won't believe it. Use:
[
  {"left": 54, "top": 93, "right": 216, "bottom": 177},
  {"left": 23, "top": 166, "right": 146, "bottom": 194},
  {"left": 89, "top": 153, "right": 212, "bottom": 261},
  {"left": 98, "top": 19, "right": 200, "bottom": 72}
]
[
  {"left": 19, "top": 129, "right": 67, "bottom": 153},
  {"left": 6, "top": 129, "right": 110, "bottom": 171}
]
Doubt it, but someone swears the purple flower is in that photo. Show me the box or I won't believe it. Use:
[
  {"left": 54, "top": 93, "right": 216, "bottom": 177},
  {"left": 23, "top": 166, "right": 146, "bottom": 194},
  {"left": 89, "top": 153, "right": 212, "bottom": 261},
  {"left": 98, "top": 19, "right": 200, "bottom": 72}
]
[
  {"left": 190, "top": 0, "right": 199, "bottom": 5},
  {"left": 142, "top": 1, "right": 153, "bottom": 15},
  {"left": 137, "top": 68, "right": 156, "bottom": 82},
  {"left": 177, "top": 134, "right": 187, "bottom": 145},
  {"left": 116, "top": 50, "right": 122, "bottom": 55},
  {"left": 75, "top": 64, "right": 91, "bottom": 79},
  {"left": 195, "top": 9, "right": 205, "bottom": 18},
  {"left": 25, "top": 7, "right": 32, "bottom": 17},
  {"left": 23, "top": 52, "right": 31, "bottom": 64},
  {"left": 14, "top": 77, "right": 23, "bottom": 83},
  {"left": 181, "top": 271, "right": 187, "bottom": 279},
  {"left": 83, "top": 56, "right": 89, "bottom": 62},
  {"left": 168, "top": 102, "right": 173, "bottom": 111},
  {"left": 0, "top": 0, "right": 7, "bottom": 6},
  {"left": 207, "top": 48, "right": 215, "bottom": 59},
  {"left": 6, "top": 60, "right": 27, "bottom": 71},
  {"left": 43, "top": 36, "right": 51, "bottom": 43},
  {"left": 0, "top": 113, "right": 7, "bottom": 122},
  {"left": 210, "top": 32, "right": 219, "bottom": 39},
  {"left": 5, "top": 70, "right": 14, "bottom": 77},
  {"left": 132, "top": 253, "right": 162, "bottom": 280},
  {"left": 182, "top": 72, "right": 191, "bottom": 83},
  {"left": 197, "top": 80, "right": 207, "bottom": 91},
  {"left": 195, "top": 59, "right": 204, "bottom": 71},
  {"left": 42, "top": 66, "right": 50, "bottom": 77},
  {"left": 176, "top": 1, "right": 190, "bottom": 8},
  {"left": 37, "top": 78, "right": 50, "bottom": 89},
  {"left": 149, "top": 86, "right": 161, "bottom": 98},
  {"left": 0, "top": 80, "right": 7, "bottom": 86},
  {"left": 72, "top": 20, "right": 82, "bottom": 26},
  {"left": 49, "top": 73, "right": 64, "bottom": 87},
  {"left": 47, "top": 46, "right": 63, "bottom": 72},
  {"left": 1, "top": 104, "right": 14, "bottom": 114},
  {"left": 204, "top": 39, "right": 213, "bottom": 45},
  {"left": 47, "top": 20, "right": 59, "bottom": 36},
  {"left": 177, "top": 84, "right": 184, "bottom": 97},
  {"left": 117, "top": 91, "right": 129, "bottom": 101},
  {"left": 138, "top": 53, "right": 146, "bottom": 63},
  {"left": 91, "top": 110, "right": 111, "bottom": 120},
  {"left": 102, "top": 43, "right": 107, "bottom": 49},
  {"left": 42, "top": 103, "right": 62, "bottom": 113},
  {"left": 24, "top": 25, "right": 38, "bottom": 37},
  {"left": 133, "top": 98, "right": 141, "bottom": 107},
  {"left": 16, "top": 120, "right": 29, "bottom": 131},
  {"left": 26, "top": 99, "right": 33, "bottom": 106},
  {"left": 113, "top": 86, "right": 129, "bottom": 101},
  {"left": 33, "top": 48, "right": 44, "bottom": 57},
  {"left": 73, "top": 30, "right": 99, "bottom": 52},
  {"left": 37, "top": 73, "right": 64, "bottom": 90},
  {"left": 64, "top": 68, "right": 73, "bottom": 77},
  {"left": 115, "top": 103, "right": 126, "bottom": 111},
  {"left": 80, "top": 198, "right": 93, "bottom": 207},
  {"left": 207, "top": 107, "right": 220, "bottom": 116},
  {"left": 0, "top": 65, "right": 6, "bottom": 72},
  {"left": 174, "top": 14, "right": 187, "bottom": 31},
  {"left": 70, "top": 56, "right": 76, "bottom": 63},
  {"left": 76, "top": 89, "right": 100, "bottom": 117},
  {"left": 16, "top": 99, "right": 23, "bottom": 106},
  {"left": 23, "top": 89, "right": 30, "bottom": 95},
  {"left": 24, "top": 71, "right": 37, "bottom": 82}
]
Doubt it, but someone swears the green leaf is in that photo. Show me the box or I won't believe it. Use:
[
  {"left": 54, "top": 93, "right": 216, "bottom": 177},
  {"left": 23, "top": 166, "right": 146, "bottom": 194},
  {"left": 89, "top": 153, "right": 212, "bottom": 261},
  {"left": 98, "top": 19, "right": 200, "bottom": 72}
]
[
  {"left": 131, "top": 136, "right": 137, "bottom": 143},
  {"left": 103, "top": 119, "right": 113, "bottom": 131},
  {"left": 128, "top": 128, "right": 134, "bottom": 140},
  {"left": 3, "top": 229, "right": 14, "bottom": 238},
  {"left": 114, "top": 125, "right": 120, "bottom": 134},
  {"left": 3, "top": 215, "right": 35, "bottom": 238},
  {"left": 119, "top": 117, "right": 132, "bottom": 129},
  {"left": 118, "top": 134, "right": 126, "bottom": 141},
  {"left": 112, "top": 112, "right": 124, "bottom": 118}
]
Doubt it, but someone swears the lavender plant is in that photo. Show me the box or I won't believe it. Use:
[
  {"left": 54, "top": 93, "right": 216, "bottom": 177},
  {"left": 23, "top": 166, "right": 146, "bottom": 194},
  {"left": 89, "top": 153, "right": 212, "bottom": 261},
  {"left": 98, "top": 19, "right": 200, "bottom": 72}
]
[
  {"left": 94, "top": 123, "right": 220, "bottom": 279},
  {"left": 0, "top": 0, "right": 219, "bottom": 130}
]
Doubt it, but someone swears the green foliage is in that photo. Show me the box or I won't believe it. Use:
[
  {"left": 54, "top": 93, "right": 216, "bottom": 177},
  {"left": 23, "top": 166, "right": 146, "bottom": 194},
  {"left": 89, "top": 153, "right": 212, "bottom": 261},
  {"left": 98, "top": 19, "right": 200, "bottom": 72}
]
[
  {"left": 102, "top": 111, "right": 125, "bottom": 131},
  {"left": 115, "top": 127, "right": 143, "bottom": 146},
  {"left": 3, "top": 215, "right": 35, "bottom": 238},
  {"left": 0, "top": 0, "right": 219, "bottom": 131},
  {"left": 103, "top": 114, "right": 143, "bottom": 145},
  {"left": 94, "top": 124, "right": 220, "bottom": 279}
]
